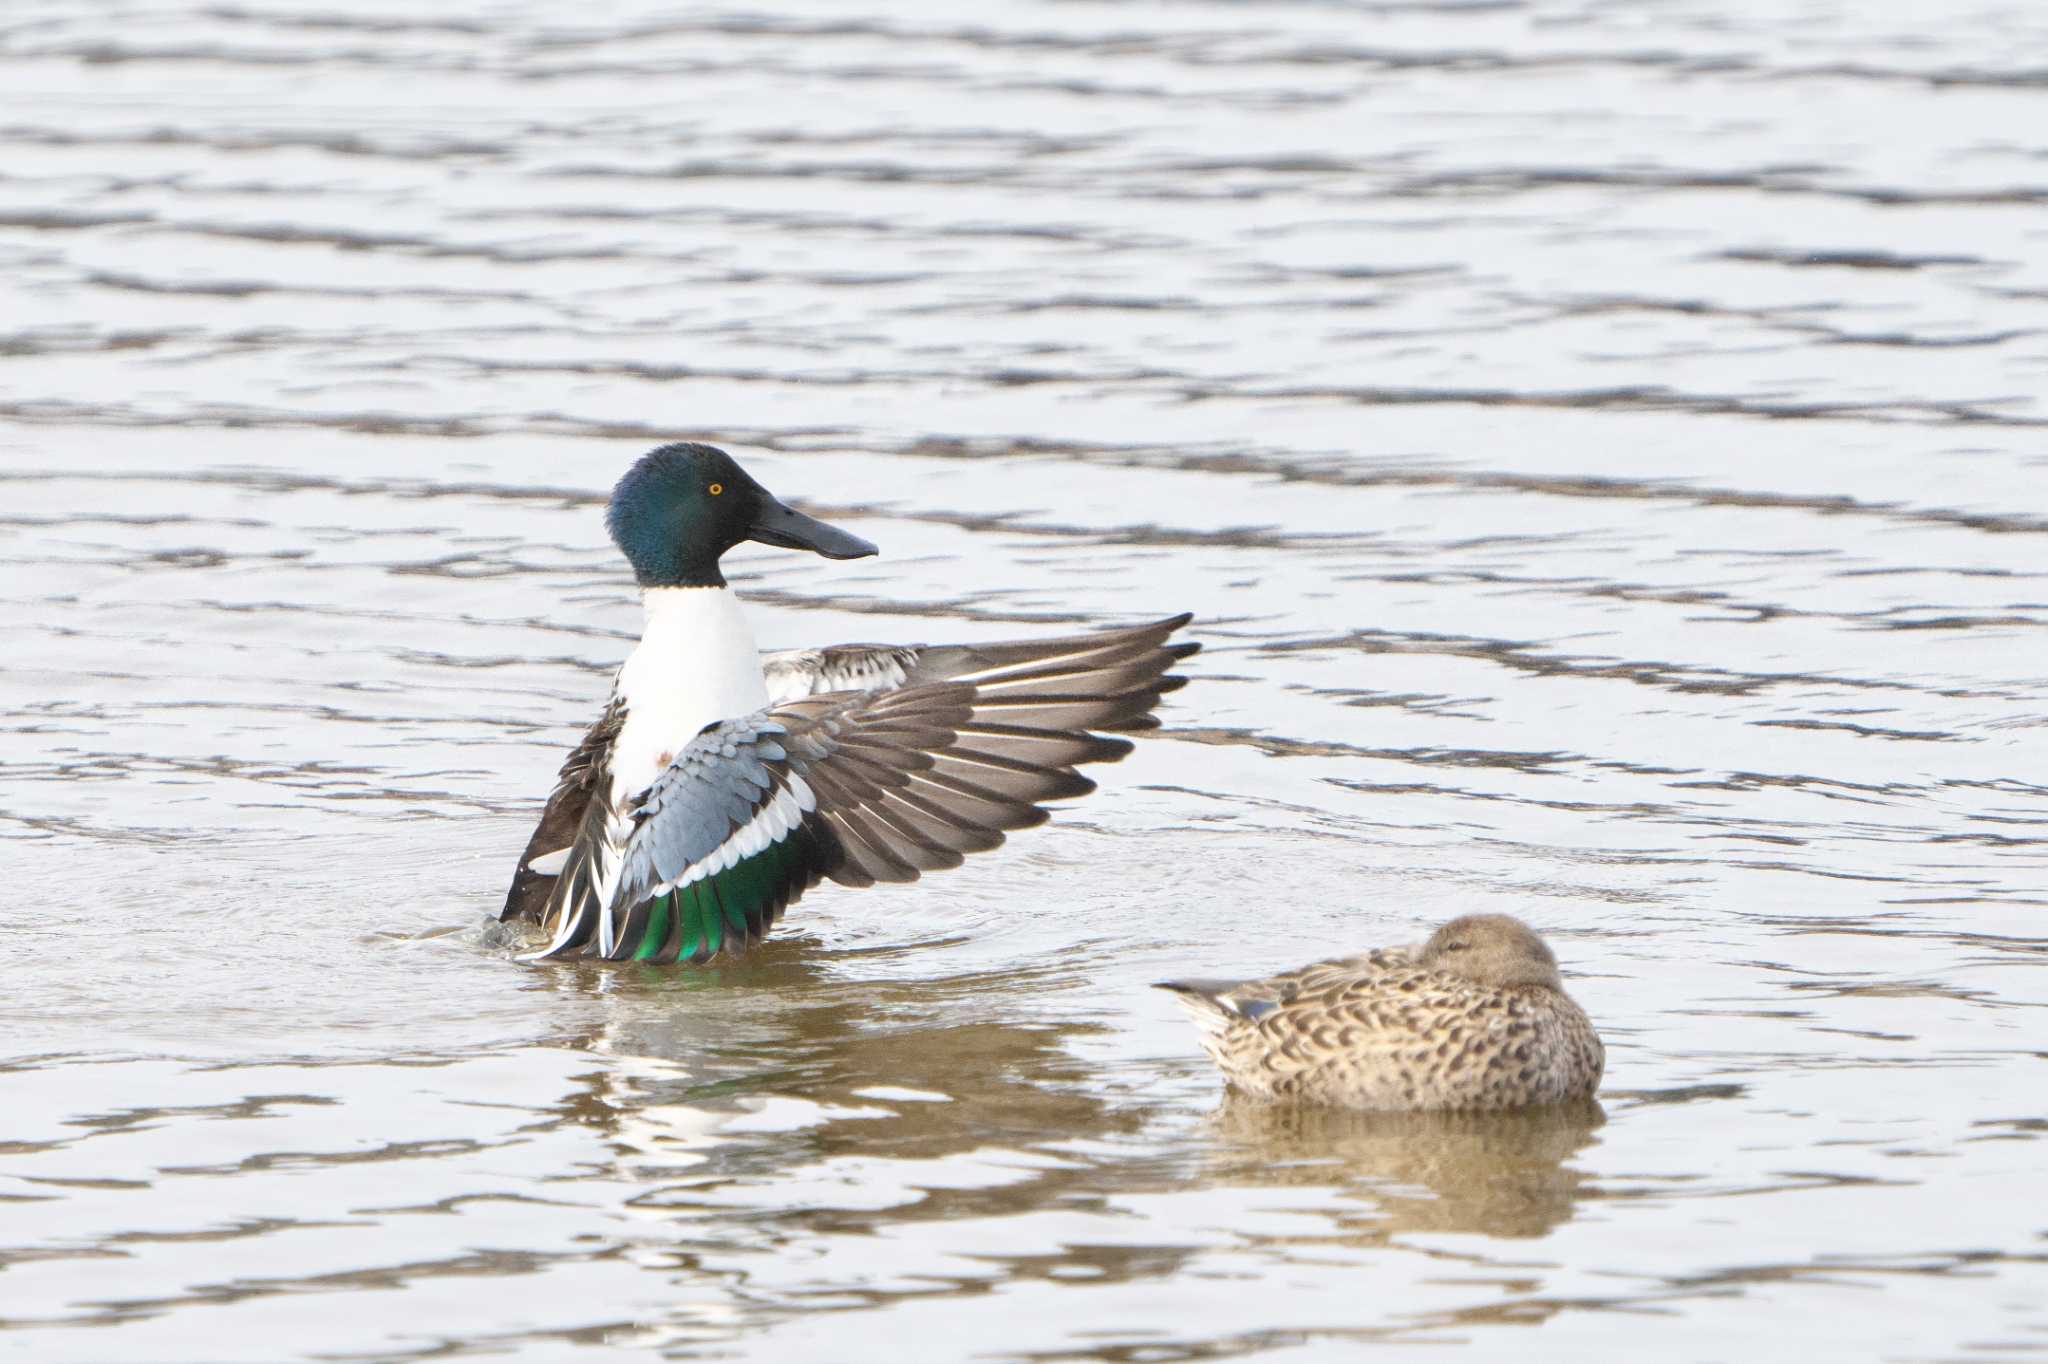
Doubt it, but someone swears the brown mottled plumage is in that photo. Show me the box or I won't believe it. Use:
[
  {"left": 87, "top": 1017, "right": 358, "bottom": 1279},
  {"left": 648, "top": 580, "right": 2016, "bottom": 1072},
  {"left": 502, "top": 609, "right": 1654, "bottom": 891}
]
[{"left": 1157, "top": 914, "right": 1604, "bottom": 1111}]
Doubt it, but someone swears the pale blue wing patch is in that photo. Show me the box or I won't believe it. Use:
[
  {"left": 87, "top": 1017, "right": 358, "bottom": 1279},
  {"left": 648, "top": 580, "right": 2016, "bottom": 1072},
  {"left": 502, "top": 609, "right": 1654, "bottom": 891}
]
[
  {"left": 597, "top": 713, "right": 819, "bottom": 958},
  {"left": 620, "top": 715, "right": 786, "bottom": 885}
]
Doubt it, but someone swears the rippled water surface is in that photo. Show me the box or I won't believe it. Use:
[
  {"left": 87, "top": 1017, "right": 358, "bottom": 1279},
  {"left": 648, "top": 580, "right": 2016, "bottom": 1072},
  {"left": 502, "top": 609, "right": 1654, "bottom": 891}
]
[{"left": 5, "top": 1, "right": 2048, "bottom": 1359}]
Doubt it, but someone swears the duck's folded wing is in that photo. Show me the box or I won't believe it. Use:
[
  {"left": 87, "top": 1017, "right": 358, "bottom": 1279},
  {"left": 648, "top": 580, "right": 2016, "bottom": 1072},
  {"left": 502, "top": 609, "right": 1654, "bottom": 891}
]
[
  {"left": 530, "top": 616, "right": 1197, "bottom": 963},
  {"left": 1156, "top": 947, "right": 1430, "bottom": 1039},
  {"left": 761, "top": 613, "right": 1195, "bottom": 732}
]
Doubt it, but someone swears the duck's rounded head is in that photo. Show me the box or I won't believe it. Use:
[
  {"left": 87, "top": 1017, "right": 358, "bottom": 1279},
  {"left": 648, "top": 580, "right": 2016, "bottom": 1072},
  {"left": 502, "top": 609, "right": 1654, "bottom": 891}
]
[
  {"left": 607, "top": 442, "right": 879, "bottom": 588},
  {"left": 1419, "top": 914, "right": 1565, "bottom": 992}
]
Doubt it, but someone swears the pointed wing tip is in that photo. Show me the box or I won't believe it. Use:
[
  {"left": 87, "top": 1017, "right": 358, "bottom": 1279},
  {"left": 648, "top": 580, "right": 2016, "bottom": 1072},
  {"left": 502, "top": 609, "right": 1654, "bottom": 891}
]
[
  {"left": 1157, "top": 979, "right": 1264, "bottom": 1032},
  {"left": 1131, "top": 613, "right": 1196, "bottom": 648},
  {"left": 1155, "top": 976, "right": 1249, "bottom": 1003},
  {"left": 1091, "top": 612, "right": 1195, "bottom": 649}
]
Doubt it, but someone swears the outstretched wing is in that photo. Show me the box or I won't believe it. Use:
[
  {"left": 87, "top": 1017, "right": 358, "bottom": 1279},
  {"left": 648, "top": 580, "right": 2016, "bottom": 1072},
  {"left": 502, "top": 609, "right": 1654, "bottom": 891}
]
[
  {"left": 759, "top": 614, "right": 1192, "bottom": 731},
  {"left": 528, "top": 614, "right": 1197, "bottom": 963}
]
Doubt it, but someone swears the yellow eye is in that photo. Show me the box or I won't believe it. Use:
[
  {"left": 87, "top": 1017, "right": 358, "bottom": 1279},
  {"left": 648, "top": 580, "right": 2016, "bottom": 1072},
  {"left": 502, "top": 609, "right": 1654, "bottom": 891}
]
[{"left": 708, "top": 483, "right": 723, "bottom": 496}]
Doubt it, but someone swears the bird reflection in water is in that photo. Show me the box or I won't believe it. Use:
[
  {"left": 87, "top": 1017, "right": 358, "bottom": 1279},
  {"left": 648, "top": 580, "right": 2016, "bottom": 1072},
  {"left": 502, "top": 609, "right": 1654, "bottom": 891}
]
[
  {"left": 527, "top": 941, "right": 1155, "bottom": 1193},
  {"left": 1208, "top": 1098, "right": 1607, "bottom": 1241}
]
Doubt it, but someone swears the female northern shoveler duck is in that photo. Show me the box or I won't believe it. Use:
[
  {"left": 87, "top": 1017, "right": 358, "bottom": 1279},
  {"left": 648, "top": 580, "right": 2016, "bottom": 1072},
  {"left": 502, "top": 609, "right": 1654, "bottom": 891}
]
[
  {"left": 1158, "top": 914, "right": 1603, "bottom": 1110},
  {"left": 501, "top": 441, "right": 1197, "bottom": 964}
]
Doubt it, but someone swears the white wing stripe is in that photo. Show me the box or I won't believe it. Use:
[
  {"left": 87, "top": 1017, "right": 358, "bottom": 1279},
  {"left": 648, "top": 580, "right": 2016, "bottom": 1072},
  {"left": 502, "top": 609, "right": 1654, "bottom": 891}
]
[{"left": 649, "top": 782, "right": 802, "bottom": 896}]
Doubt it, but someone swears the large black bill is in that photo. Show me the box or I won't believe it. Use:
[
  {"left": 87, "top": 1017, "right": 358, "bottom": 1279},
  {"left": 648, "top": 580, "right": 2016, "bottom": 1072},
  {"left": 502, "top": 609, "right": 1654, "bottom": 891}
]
[{"left": 747, "top": 498, "right": 878, "bottom": 560}]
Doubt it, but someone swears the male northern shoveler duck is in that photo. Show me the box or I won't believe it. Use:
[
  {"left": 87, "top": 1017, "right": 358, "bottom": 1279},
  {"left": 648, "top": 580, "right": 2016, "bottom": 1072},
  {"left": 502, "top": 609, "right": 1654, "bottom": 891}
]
[
  {"left": 1158, "top": 914, "right": 1604, "bottom": 1110},
  {"left": 501, "top": 442, "right": 1198, "bottom": 963}
]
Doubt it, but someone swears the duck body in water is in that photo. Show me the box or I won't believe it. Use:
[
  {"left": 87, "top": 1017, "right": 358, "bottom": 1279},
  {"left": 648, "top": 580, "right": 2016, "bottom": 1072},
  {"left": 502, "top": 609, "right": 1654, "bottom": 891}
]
[
  {"left": 1159, "top": 915, "right": 1603, "bottom": 1111},
  {"left": 501, "top": 442, "right": 1197, "bottom": 964}
]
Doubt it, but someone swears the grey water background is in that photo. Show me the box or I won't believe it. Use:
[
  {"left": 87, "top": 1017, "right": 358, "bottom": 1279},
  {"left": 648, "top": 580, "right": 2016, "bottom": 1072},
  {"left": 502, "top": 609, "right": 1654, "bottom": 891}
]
[{"left": 3, "top": 0, "right": 2047, "bottom": 1359}]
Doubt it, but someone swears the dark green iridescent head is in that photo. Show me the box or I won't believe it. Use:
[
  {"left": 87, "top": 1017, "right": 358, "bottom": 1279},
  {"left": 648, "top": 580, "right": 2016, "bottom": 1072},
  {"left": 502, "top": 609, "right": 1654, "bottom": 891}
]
[{"left": 606, "top": 442, "right": 878, "bottom": 588}]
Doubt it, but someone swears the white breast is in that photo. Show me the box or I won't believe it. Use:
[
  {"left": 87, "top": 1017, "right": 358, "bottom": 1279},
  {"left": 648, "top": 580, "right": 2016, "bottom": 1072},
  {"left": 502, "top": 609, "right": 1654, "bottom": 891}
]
[{"left": 608, "top": 586, "right": 771, "bottom": 807}]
